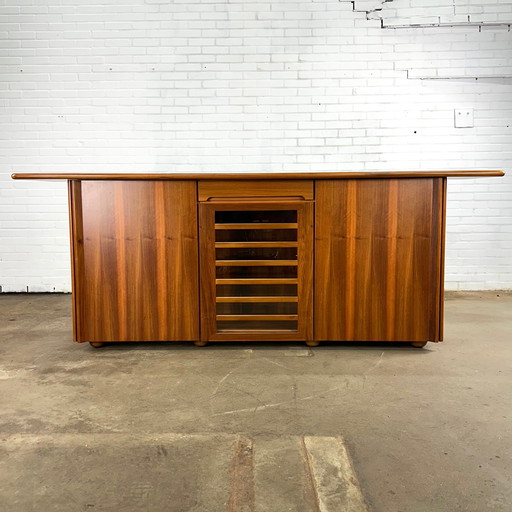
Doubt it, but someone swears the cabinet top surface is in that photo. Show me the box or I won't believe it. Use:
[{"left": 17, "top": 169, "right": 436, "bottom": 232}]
[{"left": 11, "top": 170, "right": 504, "bottom": 181}]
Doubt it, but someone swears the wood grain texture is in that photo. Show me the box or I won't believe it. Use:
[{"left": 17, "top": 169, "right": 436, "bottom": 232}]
[
  {"left": 216, "top": 260, "right": 298, "bottom": 266},
  {"left": 68, "top": 180, "right": 83, "bottom": 343},
  {"left": 71, "top": 180, "right": 199, "bottom": 342},
  {"left": 199, "top": 201, "right": 313, "bottom": 342},
  {"left": 12, "top": 170, "right": 505, "bottom": 181},
  {"left": 198, "top": 180, "right": 313, "bottom": 200},
  {"left": 437, "top": 178, "right": 448, "bottom": 341},
  {"left": 216, "top": 242, "right": 298, "bottom": 248},
  {"left": 217, "top": 314, "right": 299, "bottom": 321},
  {"left": 216, "top": 297, "right": 298, "bottom": 303},
  {"left": 215, "top": 278, "right": 298, "bottom": 285},
  {"left": 215, "top": 223, "right": 298, "bottom": 229},
  {"left": 315, "top": 178, "right": 444, "bottom": 342}
]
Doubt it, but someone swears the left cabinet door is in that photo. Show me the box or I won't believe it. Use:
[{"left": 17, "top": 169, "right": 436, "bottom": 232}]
[{"left": 69, "top": 180, "right": 199, "bottom": 343}]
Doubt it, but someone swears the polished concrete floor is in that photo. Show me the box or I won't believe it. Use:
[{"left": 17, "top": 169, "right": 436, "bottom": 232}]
[{"left": 0, "top": 292, "right": 511, "bottom": 511}]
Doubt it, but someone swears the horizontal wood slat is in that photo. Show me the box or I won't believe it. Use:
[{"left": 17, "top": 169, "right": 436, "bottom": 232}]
[
  {"left": 216, "top": 297, "right": 298, "bottom": 303},
  {"left": 216, "top": 278, "right": 298, "bottom": 285},
  {"left": 215, "top": 260, "right": 297, "bottom": 266},
  {"left": 13, "top": 170, "right": 505, "bottom": 181},
  {"left": 217, "top": 314, "right": 298, "bottom": 321},
  {"left": 216, "top": 329, "right": 297, "bottom": 334},
  {"left": 215, "top": 223, "right": 298, "bottom": 230},
  {"left": 215, "top": 242, "right": 298, "bottom": 248}
]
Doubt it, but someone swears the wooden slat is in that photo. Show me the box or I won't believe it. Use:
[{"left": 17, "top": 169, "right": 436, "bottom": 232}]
[
  {"left": 198, "top": 179, "right": 314, "bottom": 201},
  {"left": 215, "top": 241, "right": 298, "bottom": 248},
  {"left": 68, "top": 181, "right": 83, "bottom": 342},
  {"left": 216, "top": 296, "right": 298, "bottom": 303},
  {"left": 199, "top": 200, "right": 217, "bottom": 342},
  {"left": 215, "top": 223, "right": 298, "bottom": 230},
  {"left": 209, "top": 331, "right": 301, "bottom": 341},
  {"left": 216, "top": 278, "right": 298, "bottom": 285},
  {"left": 216, "top": 329, "right": 297, "bottom": 334},
  {"left": 215, "top": 260, "right": 297, "bottom": 266},
  {"left": 297, "top": 203, "right": 314, "bottom": 344},
  {"left": 217, "top": 314, "right": 298, "bottom": 321},
  {"left": 12, "top": 170, "right": 505, "bottom": 180}
]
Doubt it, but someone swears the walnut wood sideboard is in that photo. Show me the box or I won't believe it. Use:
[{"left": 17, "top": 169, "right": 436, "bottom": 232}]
[{"left": 12, "top": 171, "right": 504, "bottom": 348}]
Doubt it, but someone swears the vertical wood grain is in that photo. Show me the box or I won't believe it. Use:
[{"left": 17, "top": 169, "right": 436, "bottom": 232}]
[
  {"left": 73, "top": 180, "right": 199, "bottom": 342},
  {"left": 315, "top": 178, "right": 443, "bottom": 342},
  {"left": 199, "top": 202, "right": 217, "bottom": 342},
  {"left": 297, "top": 202, "right": 314, "bottom": 342},
  {"left": 68, "top": 180, "right": 83, "bottom": 342},
  {"left": 432, "top": 178, "right": 447, "bottom": 341}
]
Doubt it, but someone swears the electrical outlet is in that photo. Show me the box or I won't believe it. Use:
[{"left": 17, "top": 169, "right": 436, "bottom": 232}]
[{"left": 455, "top": 108, "right": 474, "bottom": 128}]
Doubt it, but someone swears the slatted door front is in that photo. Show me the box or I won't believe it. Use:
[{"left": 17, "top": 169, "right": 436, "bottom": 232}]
[{"left": 199, "top": 201, "right": 313, "bottom": 342}]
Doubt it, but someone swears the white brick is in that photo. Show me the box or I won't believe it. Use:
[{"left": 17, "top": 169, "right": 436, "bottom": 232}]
[{"left": 0, "top": 0, "right": 511, "bottom": 292}]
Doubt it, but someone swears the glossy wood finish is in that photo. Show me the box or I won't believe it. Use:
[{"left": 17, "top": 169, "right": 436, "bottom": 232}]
[
  {"left": 70, "top": 180, "right": 199, "bottom": 342},
  {"left": 12, "top": 170, "right": 504, "bottom": 181},
  {"left": 199, "top": 201, "right": 313, "bottom": 342},
  {"left": 198, "top": 180, "right": 313, "bottom": 200},
  {"left": 68, "top": 181, "right": 84, "bottom": 343},
  {"left": 215, "top": 223, "right": 298, "bottom": 230},
  {"left": 315, "top": 178, "right": 445, "bottom": 342},
  {"left": 14, "top": 171, "right": 503, "bottom": 347}
]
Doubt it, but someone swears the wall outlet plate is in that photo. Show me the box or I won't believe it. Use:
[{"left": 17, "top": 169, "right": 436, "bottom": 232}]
[{"left": 455, "top": 108, "right": 474, "bottom": 128}]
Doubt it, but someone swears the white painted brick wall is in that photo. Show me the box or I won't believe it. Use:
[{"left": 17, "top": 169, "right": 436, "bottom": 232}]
[
  {"left": 0, "top": 0, "right": 511, "bottom": 292},
  {"left": 360, "top": 0, "right": 512, "bottom": 26}
]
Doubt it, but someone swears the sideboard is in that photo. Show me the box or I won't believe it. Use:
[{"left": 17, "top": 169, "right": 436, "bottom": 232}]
[{"left": 12, "top": 171, "right": 504, "bottom": 348}]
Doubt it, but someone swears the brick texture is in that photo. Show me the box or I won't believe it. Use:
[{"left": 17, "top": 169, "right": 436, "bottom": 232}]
[{"left": 0, "top": 0, "right": 510, "bottom": 292}]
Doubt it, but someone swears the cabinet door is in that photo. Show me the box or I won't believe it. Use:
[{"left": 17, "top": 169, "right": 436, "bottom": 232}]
[
  {"left": 69, "top": 180, "right": 199, "bottom": 342},
  {"left": 315, "top": 178, "right": 445, "bottom": 342},
  {"left": 199, "top": 201, "right": 313, "bottom": 342}
]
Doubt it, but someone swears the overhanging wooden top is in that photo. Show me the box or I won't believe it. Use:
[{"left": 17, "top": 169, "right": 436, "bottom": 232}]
[{"left": 11, "top": 170, "right": 504, "bottom": 180}]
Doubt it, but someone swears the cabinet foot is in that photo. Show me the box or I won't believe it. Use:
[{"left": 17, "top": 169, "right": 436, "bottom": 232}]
[
  {"left": 194, "top": 340, "right": 208, "bottom": 347},
  {"left": 411, "top": 341, "right": 427, "bottom": 348},
  {"left": 89, "top": 342, "right": 105, "bottom": 348},
  {"left": 305, "top": 340, "right": 320, "bottom": 347}
]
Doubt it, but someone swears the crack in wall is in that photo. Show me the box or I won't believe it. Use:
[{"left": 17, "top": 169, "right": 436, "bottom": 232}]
[{"left": 349, "top": 0, "right": 512, "bottom": 29}]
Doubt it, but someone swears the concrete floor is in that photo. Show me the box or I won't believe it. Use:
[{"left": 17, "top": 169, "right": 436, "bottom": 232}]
[{"left": 0, "top": 292, "right": 511, "bottom": 512}]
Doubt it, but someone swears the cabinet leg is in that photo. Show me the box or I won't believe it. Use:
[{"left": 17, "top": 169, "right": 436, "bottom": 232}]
[
  {"left": 89, "top": 342, "right": 105, "bottom": 348},
  {"left": 305, "top": 340, "right": 320, "bottom": 347},
  {"left": 194, "top": 340, "right": 208, "bottom": 347},
  {"left": 411, "top": 341, "right": 428, "bottom": 348}
]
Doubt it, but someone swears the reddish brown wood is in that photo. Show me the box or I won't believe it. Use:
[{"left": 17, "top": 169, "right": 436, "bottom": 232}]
[
  {"left": 68, "top": 180, "right": 83, "bottom": 343},
  {"left": 428, "top": 178, "right": 447, "bottom": 342},
  {"left": 216, "top": 242, "right": 298, "bottom": 248},
  {"left": 12, "top": 170, "right": 505, "bottom": 180},
  {"left": 70, "top": 180, "right": 199, "bottom": 342},
  {"left": 216, "top": 278, "right": 298, "bottom": 285},
  {"left": 199, "top": 201, "right": 313, "bottom": 342},
  {"left": 215, "top": 223, "right": 298, "bottom": 229},
  {"left": 216, "top": 260, "right": 298, "bottom": 266},
  {"left": 314, "top": 178, "right": 444, "bottom": 342},
  {"left": 216, "top": 297, "right": 298, "bottom": 303},
  {"left": 198, "top": 179, "right": 314, "bottom": 200},
  {"left": 19, "top": 173, "right": 501, "bottom": 347},
  {"left": 438, "top": 178, "right": 448, "bottom": 341},
  {"left": 217, "top": 314, "right": 299, "bottom": 321}
]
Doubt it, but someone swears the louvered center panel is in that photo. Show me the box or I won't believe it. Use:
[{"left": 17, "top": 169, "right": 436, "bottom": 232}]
[
  {"left": 215, "top": 209, "right": 299, "bottom": 332},
  {"left": 199, "top": 201, "right": 313, "bottom": 342}
]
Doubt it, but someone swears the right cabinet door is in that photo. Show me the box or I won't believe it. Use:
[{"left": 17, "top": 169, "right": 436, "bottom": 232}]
[{"left": 315, "top": 178, "right": 445, "bottom": 342}]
